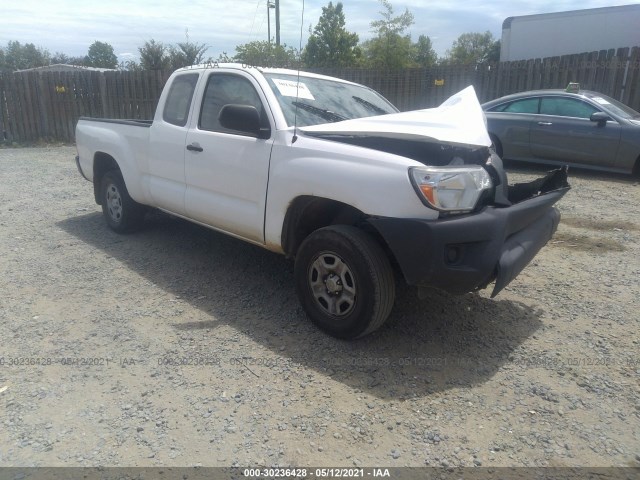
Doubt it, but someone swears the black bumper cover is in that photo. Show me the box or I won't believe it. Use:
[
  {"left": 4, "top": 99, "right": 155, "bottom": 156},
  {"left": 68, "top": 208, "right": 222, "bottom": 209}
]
[{"left": 369, "top": 187, "right": 569, "bottom": 297}]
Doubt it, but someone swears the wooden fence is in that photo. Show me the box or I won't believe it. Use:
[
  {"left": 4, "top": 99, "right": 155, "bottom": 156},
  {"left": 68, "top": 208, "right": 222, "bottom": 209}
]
[
  {"left": 1, "top": 46, "right": 638, "bottom": 144},
  {"left": 0, "top": 70, "right": 172, "bottom": 143}
]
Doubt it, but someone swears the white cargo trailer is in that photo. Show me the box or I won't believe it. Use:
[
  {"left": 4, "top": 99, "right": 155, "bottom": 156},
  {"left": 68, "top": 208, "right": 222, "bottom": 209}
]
[{"left": 500, "top": 5, "right": 640, "bottom": 62}]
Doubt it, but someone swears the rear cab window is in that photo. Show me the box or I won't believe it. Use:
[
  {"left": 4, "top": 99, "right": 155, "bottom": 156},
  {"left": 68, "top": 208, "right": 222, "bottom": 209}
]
[{"left": 163, "top": 73, "right": 199, "bottom": 126}]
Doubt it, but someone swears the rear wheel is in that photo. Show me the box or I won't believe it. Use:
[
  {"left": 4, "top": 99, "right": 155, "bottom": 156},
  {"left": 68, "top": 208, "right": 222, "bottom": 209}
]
[
  {"left": 100, "top": 170, "right": 145, "bottom": 233},
  {"left": 294, "top": 225, "right": 395, "bottom": 339}
]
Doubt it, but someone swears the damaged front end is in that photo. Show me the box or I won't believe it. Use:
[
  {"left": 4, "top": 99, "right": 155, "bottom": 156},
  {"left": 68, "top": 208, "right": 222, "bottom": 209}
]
[
  {"left": 368, "top": 164, "right": 569, "bottom": 297},
  {"left": 305, "top": 85, "right": 570, "bottom": 297}
]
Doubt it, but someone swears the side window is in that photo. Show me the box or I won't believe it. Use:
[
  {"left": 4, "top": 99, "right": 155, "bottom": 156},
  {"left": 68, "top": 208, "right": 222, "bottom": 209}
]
[
  {"left": 540, "top": 97, "right": 599, "bottom": 119},
  {"left": 199, "top": 74, "right": 267, "bottom": 134},
  {"left": 492, "top": 98, "right": 539, "bottom": 114},
  {"left": 163, "top": 74, "right": 199, "bottom": 126}
]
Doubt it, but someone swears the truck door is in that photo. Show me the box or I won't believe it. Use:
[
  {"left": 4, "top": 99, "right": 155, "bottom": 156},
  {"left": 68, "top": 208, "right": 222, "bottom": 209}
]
[
  {"left": 184, "top": 71, "right": 274, "bottom": 243},
  {"left": 148, "top": 73, "right": 200, "bottom": 215}
]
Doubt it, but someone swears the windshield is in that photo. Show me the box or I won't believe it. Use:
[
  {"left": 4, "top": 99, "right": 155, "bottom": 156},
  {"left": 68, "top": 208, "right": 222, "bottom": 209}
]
[
  {"left": 585, "top": 92, "right": 640, "bottom": 119},
  {"left": 264, "top": 73, "right": 398, "bottom": 127}
]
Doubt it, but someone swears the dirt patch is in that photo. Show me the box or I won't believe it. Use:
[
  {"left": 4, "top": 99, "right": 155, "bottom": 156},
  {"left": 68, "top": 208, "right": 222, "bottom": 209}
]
[
  {"left": 561, "top": 216, "right": 639, "bottom": 232},
  {"left": 549, "top": 232, "right": 626, "bottom": 253}
]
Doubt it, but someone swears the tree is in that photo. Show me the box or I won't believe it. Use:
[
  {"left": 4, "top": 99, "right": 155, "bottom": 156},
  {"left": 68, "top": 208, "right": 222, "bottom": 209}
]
[
  {"left": 51, "top": 52, "right": 86, "bottom": 66},
  {"left": 68, "top": 56, "right": 88, "bottom": 66},
  {"left": 51, "top": 52, "right": 69, "bottom": 64},
  {"left": 138, "top": 39, "right": 169, "bottom": 70},
  {"left": 1, "top": 41, "right": 50, "bottom": 71},
  {"left": 487, "top": 39, "right": 501, "bottom": 63},
  {"left": 85, "top": 41, "right": 118, "bottom": 69},
  {"left": 302, "top": 2, "right": 360, "bottom": 67},
  {"left": 168, "top": 42, "right": 209, "bottom": 70},
  {"left": 362, "top": 0, "right": 415, "bottom": 69},
  {"left": 233, "top": 41, "right": 298, "bottom": 68},
  {"left": 216, "top": 52, "right": 233, "bottom": 63},
  {"left": 411, "top": 34, "right": 437, "bottom": 67},
  {"left": 445, "top": 31, "right": 500, "bottom": 65}
]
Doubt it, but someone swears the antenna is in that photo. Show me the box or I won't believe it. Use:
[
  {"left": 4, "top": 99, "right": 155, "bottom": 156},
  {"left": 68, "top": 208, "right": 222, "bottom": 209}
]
[{"left": 292, "top": 0, "right": 305, "bottom": 144}]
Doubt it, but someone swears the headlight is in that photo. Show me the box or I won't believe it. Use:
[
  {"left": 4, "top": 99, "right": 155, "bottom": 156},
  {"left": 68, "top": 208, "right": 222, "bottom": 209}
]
[{"left": 409, "top": 166, "right": 493, "bottom": 213}]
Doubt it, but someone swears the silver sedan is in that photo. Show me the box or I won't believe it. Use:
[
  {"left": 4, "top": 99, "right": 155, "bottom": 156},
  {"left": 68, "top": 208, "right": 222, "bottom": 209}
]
[{"left": 482, "top": 89, "right": 640, "bottom": 176}]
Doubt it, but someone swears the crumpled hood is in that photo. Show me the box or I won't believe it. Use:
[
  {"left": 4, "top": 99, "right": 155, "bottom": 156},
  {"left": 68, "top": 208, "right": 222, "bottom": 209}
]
[{"left": 301, "top": 85, "right": 492, "bottom": 148}]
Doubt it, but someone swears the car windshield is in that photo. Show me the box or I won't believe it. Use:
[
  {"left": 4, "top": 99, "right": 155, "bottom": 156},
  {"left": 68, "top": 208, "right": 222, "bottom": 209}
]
[
  {"left": 585, "top": 92, "right": 640, "bottom": 119},
  {"left": 264, "top": 73, "right": 398, "bottom": 127}
]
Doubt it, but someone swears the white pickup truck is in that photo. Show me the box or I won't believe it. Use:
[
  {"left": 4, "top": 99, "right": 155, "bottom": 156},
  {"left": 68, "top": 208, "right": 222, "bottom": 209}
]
[{"left": 75, "top": 63, "right": 569, "bottom": 339}]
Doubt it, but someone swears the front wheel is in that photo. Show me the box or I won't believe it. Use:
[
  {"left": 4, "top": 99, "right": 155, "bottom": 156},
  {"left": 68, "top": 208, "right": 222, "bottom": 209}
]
[
  {"left": 294, "top": 225, "right": 395, "bottom": 339},
  {"left": 100, "top": 170, "right": 145, "bottom": 233}
]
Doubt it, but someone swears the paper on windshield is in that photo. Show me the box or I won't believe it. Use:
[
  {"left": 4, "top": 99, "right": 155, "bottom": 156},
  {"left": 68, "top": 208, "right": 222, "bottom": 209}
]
[{"left": 272, "top": 78, "right": 315, "bottom": 101}]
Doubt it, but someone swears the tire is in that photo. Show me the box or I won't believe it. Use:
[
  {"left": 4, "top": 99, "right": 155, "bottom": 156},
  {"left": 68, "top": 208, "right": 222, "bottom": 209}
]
[
  {"left": 489, "top": 134, "right": 503, "bottom": 159},
  {"left": 294, "top": 225, "right": 395, "bottom": 339},
  {"left": 100, "top": 170, "right": 145, "bottom": 233},
  {"left": 633, "top": 156, "right": 640, "bottom": 179}
]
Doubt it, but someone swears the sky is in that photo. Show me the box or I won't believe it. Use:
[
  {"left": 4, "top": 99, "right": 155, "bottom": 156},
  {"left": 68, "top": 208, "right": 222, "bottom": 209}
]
[{"left": 1, "top": 0, "right": 637, "bottom": 63}]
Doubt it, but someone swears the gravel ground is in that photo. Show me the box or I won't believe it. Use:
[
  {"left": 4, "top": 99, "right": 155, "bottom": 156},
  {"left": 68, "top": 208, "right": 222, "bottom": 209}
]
[{"left": 0, "top": 146, "right": 639, "bottom": 468}]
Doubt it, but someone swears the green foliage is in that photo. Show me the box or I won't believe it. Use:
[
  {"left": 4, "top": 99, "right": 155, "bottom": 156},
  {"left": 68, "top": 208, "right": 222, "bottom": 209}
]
[
  {"left": 138, "top": 39, "right": 169, "bottom": 70},
  {"left": 302, "top": 2, "right": 360, "bottom": 67},
  {"left": 138, "top": 39, "right": 211, "bottom": 71},
  {"left": 233, "top": 41, "right": 298, "bottom": 68},
  {"left": 168, "top": 42, "right": 209, "bottom": 70},
  {"left": 412, "top": 35, "right": 437, "bottom": 68},
  {"left": 85, "top": 41, "right": 118, "bottom": 69},
  {"left": 362, "top": 0, "right": 415, "bottom": 69},
  {"left": 444, "top": 31, "right": 500, "bottom": 65},
  {"left": 51, "top": 52, "right": 69, "bottom": 64},
  {"left": 1, "top": 41, "right": 50, "bottom": 71},
  {"left": 216, "top": 52, "right": 233, "bottom": 63},
  {"left": 50, "top": 52, "right": 86, "bottom": 66}
]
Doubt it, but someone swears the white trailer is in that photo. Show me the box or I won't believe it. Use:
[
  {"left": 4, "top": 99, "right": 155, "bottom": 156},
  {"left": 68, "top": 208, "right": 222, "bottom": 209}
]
[{"left": 500, "top": 4, "right": 640, "bottom": 62}]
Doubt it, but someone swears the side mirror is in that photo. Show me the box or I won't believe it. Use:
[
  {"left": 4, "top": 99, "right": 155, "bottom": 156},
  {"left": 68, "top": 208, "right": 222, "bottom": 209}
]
[
  {"left": 590, "top": 111, "right": 611, "bottom": 126},
  {"left": 218, "top": 104, "right": 270, "bottom": 139}
]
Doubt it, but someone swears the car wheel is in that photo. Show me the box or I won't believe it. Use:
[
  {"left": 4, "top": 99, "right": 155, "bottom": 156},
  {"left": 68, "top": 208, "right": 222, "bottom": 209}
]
[
  {"left": 294, "top": 225, "right": 395, "bottom": 339},
  {"left": 633, "top": 156, "right": 640, "bottom": 178},
  {"left": 100, "top": 170, "right": 146, "bottom": 233},
  {"left": 490, "top": 134, "right": 503, "bottom": 158}
]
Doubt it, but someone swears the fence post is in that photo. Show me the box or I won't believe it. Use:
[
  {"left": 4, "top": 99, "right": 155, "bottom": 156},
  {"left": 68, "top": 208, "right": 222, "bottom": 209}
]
[
  {"left": 37, "top": 74, "right": 49, "bottom": 140},
  {"left": 99, "top": 73, "right": 108, "bottom": 118}
]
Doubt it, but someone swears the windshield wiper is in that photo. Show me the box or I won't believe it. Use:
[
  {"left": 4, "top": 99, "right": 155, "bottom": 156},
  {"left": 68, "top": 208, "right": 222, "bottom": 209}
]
[
  {"left": 292, "top": 101, "right": 347, "bottom": 123},
  {"left": 352, "top": 96, "right": 387, "bottom": 115}
]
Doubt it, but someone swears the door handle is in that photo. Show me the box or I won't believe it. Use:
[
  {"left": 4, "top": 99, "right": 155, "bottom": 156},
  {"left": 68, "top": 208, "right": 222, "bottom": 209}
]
[
  {"left": 537, "top": 121, "right": 553, "bottom": 126},
  {"left": 186, "top": 143, "right": 203, "bottom": 152}
]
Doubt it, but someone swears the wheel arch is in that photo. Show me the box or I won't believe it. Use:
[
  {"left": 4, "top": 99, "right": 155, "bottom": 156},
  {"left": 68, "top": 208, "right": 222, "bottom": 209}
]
[
  {"left": 93, "top": 152, "right": 120, "bottom": 205},
  {"left": 281, "top": 196, "right": 396, "bottom": 260},
  {"left": 489, "top": 133, "right": 503, "bottom": 158},
  {"left": 281, "top": 196, "right": 366, "bottom": 257}
]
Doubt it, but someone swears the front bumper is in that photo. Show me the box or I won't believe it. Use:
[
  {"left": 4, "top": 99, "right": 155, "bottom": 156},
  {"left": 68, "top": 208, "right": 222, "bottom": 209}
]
[{"left": 369, "top": 186, "right": 569, "bottom": 297}]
